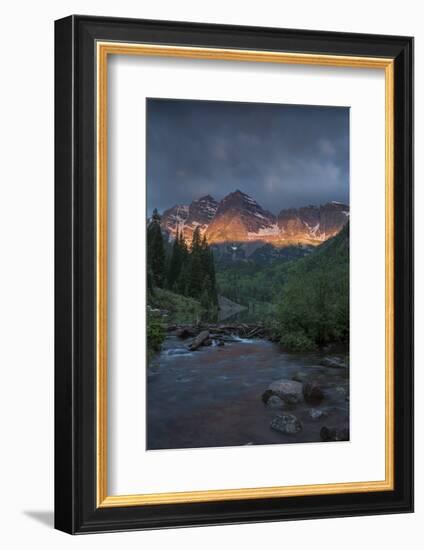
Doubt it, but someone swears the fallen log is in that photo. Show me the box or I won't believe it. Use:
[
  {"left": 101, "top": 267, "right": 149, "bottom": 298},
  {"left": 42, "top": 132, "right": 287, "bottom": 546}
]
[{"left": 188, "top": 330, "right": 210, "bottom": 351}]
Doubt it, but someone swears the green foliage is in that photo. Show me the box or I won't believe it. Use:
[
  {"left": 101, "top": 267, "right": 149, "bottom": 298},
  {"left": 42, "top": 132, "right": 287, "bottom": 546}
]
[
  {"left": 277, "top": 224, "right": 349, "bottom": 350},
  {"left": 149, "top": 287, "right": 202, "bottom": 324},
  {"left": 147, "top": 209, "right": 166, "bottom": 288},
  {"left": 147, "top": 268, "right": 155, "bottom": 297},
  {"left": 146, "top": 204, "right": 349, "bottom": 353},
  {"left": 187, "top": 241, "right": 204, "bottom": 297},
  {"left": 167, "top": 231, "right": 189, "bottom": 290},
  {"left": 201, "top": 235, "right": 218, "bottom": 306},
  {"left": 279, "top": 332, "right": 317, "bottom": 352},
  {"left": 215, "top": 224, "right": 349, "bottom": 350},
  {"left": 164, "top": 226, "right": 218, "bottom": 311},
  {"left": 216, "top": 260, "right": 292, "bottom": 309},
  {"left": 147, "top": 313, "right": 165, "bottom": 358}
]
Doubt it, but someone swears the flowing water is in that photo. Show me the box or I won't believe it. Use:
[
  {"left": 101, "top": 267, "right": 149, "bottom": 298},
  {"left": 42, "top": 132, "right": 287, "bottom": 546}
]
[{"left": 147, "top": 336, "right": 349, "bottom": 450}]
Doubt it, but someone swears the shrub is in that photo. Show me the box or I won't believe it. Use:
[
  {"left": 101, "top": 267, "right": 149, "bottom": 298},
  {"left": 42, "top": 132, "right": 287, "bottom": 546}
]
[
  {"left": 280, "top": 332, "right": 317, "bottom": 352},
  {"left": 147, "top": 314, "right": 165, "bottom": 356}
]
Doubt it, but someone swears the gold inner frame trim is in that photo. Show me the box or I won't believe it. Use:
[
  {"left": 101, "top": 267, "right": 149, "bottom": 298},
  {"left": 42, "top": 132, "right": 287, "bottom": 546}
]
[{"left": 96, "top": 42, "right": 395, "bottom": 508}]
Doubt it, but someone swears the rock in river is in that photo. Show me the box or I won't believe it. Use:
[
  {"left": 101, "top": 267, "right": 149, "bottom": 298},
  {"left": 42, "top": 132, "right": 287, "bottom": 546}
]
[
  {"left": 188, "top": 330, "right": 210, "bottom": 351},
  {"left": 261, "top": 389, "right": 274, "bottom": 404},
  {"left": 268, "top": 379, "right": 303, "bottom": 404},
  {"left": 266, "top": 395, "right": 286, "bottom": 409},
  {"left": 320, "top": 425, "right": 349, "bottom": 441},
  {"left": 270, "top": 414, "right": 303, "bottom": 435},
  {"left": 303, "top": 381, "right": 325, "bottom": 404},
  {"left": 308, "top": 408, "right": 327, "bottom": 421}
]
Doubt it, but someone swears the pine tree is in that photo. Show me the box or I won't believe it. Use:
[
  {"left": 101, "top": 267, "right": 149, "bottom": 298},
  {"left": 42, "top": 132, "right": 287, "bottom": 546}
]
[
  {"left": 147, "top": 208, "right": 166, "bottom": 288},
  {"left": 206, "top": 245, "right": 218, "bottom": 306},
  {"left": 191, "top": 226, "right": 202, "bottom": 254},
  {"left": 167, "top": 230, "right": 183, "bottom": 289},
  {"left": 147, "top": 268, "right": 155, "bottom": 297},
  {"left": 200, "top": 234, "right": 218, "bottom": 306},
  {"left": 200, "top": 275, "right": 212, "bottom": 310},
  {"left": 188, "top": 250, "right": 203, "bottom": 298},
  {"left": 187, "top": 227, "right": 204, "bottom": 298},
  {"left": 173, "top": 232, "right": 189, "bottom": 292},
  {"left": 175, "top": 260, "right": 189, "bottom": 296}
]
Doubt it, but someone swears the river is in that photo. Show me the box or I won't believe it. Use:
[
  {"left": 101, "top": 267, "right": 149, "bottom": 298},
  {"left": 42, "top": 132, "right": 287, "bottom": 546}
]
[{"left": 147, "top": 335, "right": 349, "bottom": 450}]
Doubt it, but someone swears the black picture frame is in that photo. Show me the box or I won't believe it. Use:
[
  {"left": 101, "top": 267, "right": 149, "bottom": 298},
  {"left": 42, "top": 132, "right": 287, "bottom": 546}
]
[{"left": 55, "top": 15, "right": 414, "bottom": 534}]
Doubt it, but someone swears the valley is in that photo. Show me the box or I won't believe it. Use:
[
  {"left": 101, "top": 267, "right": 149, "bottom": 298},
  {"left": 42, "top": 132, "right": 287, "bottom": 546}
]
[{"left": 147, "top": 190, "right": 349, "bottom": 450}]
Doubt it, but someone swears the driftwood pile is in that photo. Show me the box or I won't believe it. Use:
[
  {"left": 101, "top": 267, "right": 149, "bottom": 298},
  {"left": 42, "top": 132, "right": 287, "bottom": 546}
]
[{"left": 166, "top": 323, "right": 271, "bottom": 350}]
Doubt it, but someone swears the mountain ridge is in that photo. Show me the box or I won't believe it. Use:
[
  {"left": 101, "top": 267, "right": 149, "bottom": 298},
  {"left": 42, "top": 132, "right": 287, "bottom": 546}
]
[{"left": 158, "top": 190, "right": 348, "bottom": 247}]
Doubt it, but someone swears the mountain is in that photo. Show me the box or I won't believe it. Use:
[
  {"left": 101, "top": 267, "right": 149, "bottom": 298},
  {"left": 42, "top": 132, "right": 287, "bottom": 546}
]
[
  {"left": 185, "top": 195, "right": 219, "bottom": 239},
  {"left": 206, "top": 190, "right": 277, "bottom": 243},
  {"left": 277, "top": 202, "right": 349, "bottom": 244},
  {"left": 159, "top": 190, "right": 348, "bottom": 247},
  {"left": 161, "top": 195, "right": 218, "bottom": 241},
  {"left": 161, "top": 204, "right": 189, "bottom": 237}
]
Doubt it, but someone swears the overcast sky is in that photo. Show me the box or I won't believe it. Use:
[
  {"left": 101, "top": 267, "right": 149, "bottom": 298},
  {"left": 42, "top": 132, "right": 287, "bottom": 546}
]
[{"left": 146, "top": 98, "right": 349, "bottom": 215}]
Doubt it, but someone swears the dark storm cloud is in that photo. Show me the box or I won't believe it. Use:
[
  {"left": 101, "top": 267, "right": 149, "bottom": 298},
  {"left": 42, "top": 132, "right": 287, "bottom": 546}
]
[{"left": 146, "top": 98, "right": 349, "bottom": 215}]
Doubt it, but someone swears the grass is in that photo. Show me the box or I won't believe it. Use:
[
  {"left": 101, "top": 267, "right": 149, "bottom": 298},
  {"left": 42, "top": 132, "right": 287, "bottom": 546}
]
[{"left": 149, "top": 287, "right": 202, "bottom": 325}]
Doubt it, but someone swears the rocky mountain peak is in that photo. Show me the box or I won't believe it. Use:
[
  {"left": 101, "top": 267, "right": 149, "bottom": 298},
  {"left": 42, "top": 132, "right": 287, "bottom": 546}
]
[
  {"left": 205, "top": 190, "right": 277, "bottom": 244},
  {"left": 188, "top": 195, "right": 218, "bottom": 221}
]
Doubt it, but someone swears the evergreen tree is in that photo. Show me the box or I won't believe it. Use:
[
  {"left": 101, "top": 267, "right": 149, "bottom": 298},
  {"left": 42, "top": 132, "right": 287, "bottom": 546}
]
[
  {"left": 205, "top": 243, "right": 218, "bottom": 305},
  {"left": 147, "top": 268, "right": 155, "bottom": 297},
  {"left": 172, "top": 232, "right": 189, "bottom": 292},
  {"left": 156, "top": 222, "right": 218, "bottom": 312},
  {"left": 200, "top": 234, "right": 218, "bottom": 306},
  {"left": 175, "top": 260, "right": 189, "bottom": 296},
  {"left": 186, "top": 227, "right": 204, "bottom": 298},
  {"left": 200, "top": 275, "right": 213, "bottom": 310},
  {"left": 167, "top": 230, "right": 183, "bottom": 289},
  {"left": 147, "top": 208, "right": 166, "bottom": 288},
  {"left": 191, "top": 225, "right": 202, "bottom": 254}
]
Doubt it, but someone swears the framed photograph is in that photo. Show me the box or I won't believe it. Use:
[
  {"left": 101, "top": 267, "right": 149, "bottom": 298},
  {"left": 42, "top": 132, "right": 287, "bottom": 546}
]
[{"left": 54, "top": 15, "right": 413, "bottom": 534}]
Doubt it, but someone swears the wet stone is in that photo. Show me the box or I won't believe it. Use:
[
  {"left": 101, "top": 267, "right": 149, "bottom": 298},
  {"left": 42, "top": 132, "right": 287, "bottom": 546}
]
[
  {"left": 268, "top": 379, "right": 303, "bottom": 404},
  {"left": 320, "top": 425, "right": 349, "bottom": 442},
  {"left": 270, "top": 414, "right": 303, "bottom": 435},
  {"left": 266, "top": 395, "right": 286, "bottom": 409},
  {"left": 308, "top": 408, "right": 327, "bottom": 421}
]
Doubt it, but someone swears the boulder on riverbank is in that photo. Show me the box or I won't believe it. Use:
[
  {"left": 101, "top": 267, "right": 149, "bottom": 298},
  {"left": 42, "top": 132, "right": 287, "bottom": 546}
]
[{"left": 270, "top": 414, "right": 303, "bottom": 435}]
